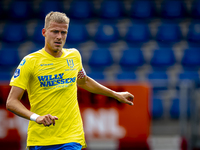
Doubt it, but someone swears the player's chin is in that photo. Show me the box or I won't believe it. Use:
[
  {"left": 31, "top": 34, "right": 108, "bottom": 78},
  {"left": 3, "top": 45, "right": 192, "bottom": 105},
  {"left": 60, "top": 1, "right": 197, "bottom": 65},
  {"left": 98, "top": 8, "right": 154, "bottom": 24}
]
[
  {"left": 55, "top": 44, "right": 64, "bottom": 49},
  {"left": 53, "top": 46, "right": 62, "bottom": 51}
]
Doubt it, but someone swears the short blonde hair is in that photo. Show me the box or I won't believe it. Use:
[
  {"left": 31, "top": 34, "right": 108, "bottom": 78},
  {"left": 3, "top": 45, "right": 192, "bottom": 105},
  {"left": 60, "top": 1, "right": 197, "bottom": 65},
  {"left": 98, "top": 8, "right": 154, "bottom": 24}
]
[{"left": 44, "top": 11, "right": 70, "bottom": 29}]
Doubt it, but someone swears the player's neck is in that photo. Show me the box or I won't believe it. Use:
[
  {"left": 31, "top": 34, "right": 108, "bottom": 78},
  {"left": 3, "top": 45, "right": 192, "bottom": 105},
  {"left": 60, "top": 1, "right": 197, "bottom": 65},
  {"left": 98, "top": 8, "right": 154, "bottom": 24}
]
[{"left": 44, "top": 47, "right": 63, "bottom": 58}]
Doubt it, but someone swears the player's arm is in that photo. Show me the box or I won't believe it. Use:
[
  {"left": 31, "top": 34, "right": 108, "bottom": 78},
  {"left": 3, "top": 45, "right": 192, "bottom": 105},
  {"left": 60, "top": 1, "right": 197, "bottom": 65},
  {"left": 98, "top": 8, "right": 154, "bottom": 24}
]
[
  {"left": 6, "top": 86, "right": 58, "bottom": 126},
  {"left": 77, "top": 75, "right": 134, "bottom": 106},
  {"left": 6, "top": 86, "right": 32, "bottom": 119}
]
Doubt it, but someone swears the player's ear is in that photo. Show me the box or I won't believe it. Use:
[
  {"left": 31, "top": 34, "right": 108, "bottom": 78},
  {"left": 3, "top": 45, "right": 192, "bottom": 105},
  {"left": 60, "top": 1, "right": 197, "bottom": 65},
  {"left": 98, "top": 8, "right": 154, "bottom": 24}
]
[{"left": 42, "top": 28, "right": 46, "bottom": 37}]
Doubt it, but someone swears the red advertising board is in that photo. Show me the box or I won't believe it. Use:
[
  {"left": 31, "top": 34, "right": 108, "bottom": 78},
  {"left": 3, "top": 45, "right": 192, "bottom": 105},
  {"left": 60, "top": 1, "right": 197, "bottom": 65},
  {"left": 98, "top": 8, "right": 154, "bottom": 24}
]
[
  {"left": 0, "top": 82, "right": 151, "bottom": 150},
  {"left": 78, "top": 82, "right": 151, "bottom": 149}
]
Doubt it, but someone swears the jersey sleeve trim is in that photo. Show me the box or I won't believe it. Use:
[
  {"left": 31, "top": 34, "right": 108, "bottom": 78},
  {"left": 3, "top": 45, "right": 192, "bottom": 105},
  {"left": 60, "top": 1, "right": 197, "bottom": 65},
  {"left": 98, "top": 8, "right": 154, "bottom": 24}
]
[
  {"left": 9, "top": 83, "right": 26, "bottom": 90},
  {"left": 77, "top": 68, "right": 86, "bottom": 79}
]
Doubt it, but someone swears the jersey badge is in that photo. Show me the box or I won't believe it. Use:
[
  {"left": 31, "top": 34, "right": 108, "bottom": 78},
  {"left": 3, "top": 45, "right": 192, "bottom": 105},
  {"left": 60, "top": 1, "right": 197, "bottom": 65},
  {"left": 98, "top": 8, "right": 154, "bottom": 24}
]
[
  {"left": 66, "top": 59, "right": 74, "bottom": 68},
  {"left": 14, "top": 69, "right": 20, "bottom": 78}
]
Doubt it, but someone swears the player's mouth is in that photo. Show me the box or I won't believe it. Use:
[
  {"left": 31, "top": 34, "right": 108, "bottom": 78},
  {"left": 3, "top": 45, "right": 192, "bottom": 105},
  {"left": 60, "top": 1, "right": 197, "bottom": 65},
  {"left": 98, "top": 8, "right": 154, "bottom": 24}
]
[{"left": 54, "top": 42, "right": 62, "bottom": 46}]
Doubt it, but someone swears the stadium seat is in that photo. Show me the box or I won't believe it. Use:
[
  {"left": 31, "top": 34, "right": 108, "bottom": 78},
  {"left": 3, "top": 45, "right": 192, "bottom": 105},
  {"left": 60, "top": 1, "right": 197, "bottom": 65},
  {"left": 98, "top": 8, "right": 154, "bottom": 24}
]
[
  {"left": 67, "top": 23, "right": 89, "bottom": 43},
  {"left": 32, "top": 23, "right": 45, "bottom": 44},
  {"left": 178, "top": 71, "right": 200, "bottom": 87},
  {"left": 130, "top": 0, "right": 156, "bottom": 19},
  {"left": 94, "top": 23, "right": 119, "bottom": 43},
  {"left": 37, "top": 1, "right": 63, "bottom": 20},
  {"left": 99, "top": 0, "right": 124, "bottom": 19},
  {"left": 161, "top": 0, "right": 187, "bottom": 19},
  {"left": 170, "top": 98, "right": 180, "bottom": 119},
  {"left": 0, "top": 72, "right": 12, "bottom": 81},
  {"left": 87, "top": 72, "right": 105, "bottom": 80},
  {"left": 88, "top": 48, "right": 113, "bottom": 71},
  {"left": 187, "top": 22, "right": 200, "bottom": 44},
  {"left": 0, "top": 48, "right": 20, "bottom": 71},
  {"left": 156, "top": 23, "right": 182, "bottom": 43},
  {"left": 2, "top": 23, "right": 27, "bottom": 43},
  {"left": 28, "top": 43, "right": 45, "bottom": 55},
  {"left": 125, "top": 23, "right": 151, "bottom": 43},
  {"left": 179, "top": 71, "right": 199, "bottom": 81},
  {"left": 8, "top": 1, "right": 32, "bottom": 21},
  {"left": 119, "top": 48, "right": 145, "bottom": 71},
  {"left": 169, "top": 98, "right": 191, "bottom": 119},
  {"left": 147, "top": 71, "right": 169, "bottom": 92},
  {"left": 151, "top": 97, "right": 164, "bottom": 119},
  {"left": 150, "top": 48, "right": 176, "bottom": 70},
  {"left": 181, "top": 48, "right": 200, "bottom": 70},
  {"left": 69, "top": 0, "right": 94, "bottom": 19},
  {"left": 116, "top": 72, "right": 137, "bottom": 81}
]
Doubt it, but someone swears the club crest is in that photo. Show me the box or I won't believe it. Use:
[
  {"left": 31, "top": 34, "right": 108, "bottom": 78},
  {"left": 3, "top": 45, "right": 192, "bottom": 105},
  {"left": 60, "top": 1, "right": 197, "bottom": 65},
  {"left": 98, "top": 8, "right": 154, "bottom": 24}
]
[
  {"left": 14, "top": 69, "right": 20, "bottom": 78},
  {"left": 66, "top": 59, "right": 74, "bottom": 68}
]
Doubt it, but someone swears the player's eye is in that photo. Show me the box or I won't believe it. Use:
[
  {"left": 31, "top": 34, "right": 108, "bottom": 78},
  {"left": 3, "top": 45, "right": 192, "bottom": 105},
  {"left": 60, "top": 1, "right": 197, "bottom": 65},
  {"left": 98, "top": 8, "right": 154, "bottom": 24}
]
[
  {"left": 52, "top": 30, "right": 59, "bottom": 34},
  {"left": 61, "top": 31, "right": 67, "bottom": 35}
]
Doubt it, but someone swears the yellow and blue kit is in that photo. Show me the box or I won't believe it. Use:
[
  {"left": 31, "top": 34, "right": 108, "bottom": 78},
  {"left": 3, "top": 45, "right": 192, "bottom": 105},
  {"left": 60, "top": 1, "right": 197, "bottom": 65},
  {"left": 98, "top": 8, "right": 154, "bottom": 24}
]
[{"left": 10, "top": 48, "right": 87, "bottom": 148}]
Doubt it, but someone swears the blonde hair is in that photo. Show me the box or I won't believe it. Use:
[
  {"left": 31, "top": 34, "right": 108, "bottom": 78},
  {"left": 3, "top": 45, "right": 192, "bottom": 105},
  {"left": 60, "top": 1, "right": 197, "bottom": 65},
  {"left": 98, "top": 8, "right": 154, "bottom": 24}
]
[{"left": 44, "top": 11, "right": 70, "bottom": 29}]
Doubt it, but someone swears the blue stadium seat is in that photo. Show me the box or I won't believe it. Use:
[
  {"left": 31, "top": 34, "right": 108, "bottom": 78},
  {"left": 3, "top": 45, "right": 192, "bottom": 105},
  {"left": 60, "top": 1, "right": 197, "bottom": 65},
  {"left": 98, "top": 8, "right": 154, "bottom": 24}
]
[
  {"left": 88, "top": 48, "right": 113, "bottom": 71},
  {"left": 99, "top": 0, "right": 124, "bottom": 19},
  {"left": 152, "top": 97, "right": 164, "bottom": 119},
  {"left": 2, "top": 23, "right": 27, "bottom": 43},
  {"left": 32, "top": 23, "right": 45, "bottom": 44},
  {"left": 29, "top": 43, "right": 44, "bottom": 54},
  {"left": 119, "top": 48, "right": 145, "bottom": 71},
  {"left": 178, "top": 71, "right": 200, "bottom": 87},
  {"left": 67, "top": 23, "right": 89, "bottom": 43},
  {"left": 0, "top": 72, "right": 12, "bottom": 81},
  {"left": 181, "top": 48, "right": 200, "bottom": 70},
  {"left": 161, "top": 0, "right": 187, "bottom": 19},
  {"left": 170, "top": 98, "right": 191, "bottom": 119},
  {"left": 87, "top": 72, "right": 105, "bottom": 80},
  {"left": 37, "top": 1, "right": 63, "bottom": 20},
  {"left": 94, "top": 23, "right": 119, "bottom": 43},
  {"left": 125, "top": 23, "right": 151, "bottom": 43},
  {"left": 150, "top": 48, "right": 176, "bottom": 70},
  {"left": 130, "top": 0, "right": 156, "bottom": 19},
  {"left": 187, "top": 22, "right": 200, "bottom": 44},
  {"left": 156, "top": 23, "right": 182, "bottom": 43},
  {"left": 179, "top": 71, "right": 199, "bottom": 81},
  {"left": 0, "top": 48, "right": 20, "bottom": 71},
  {"left": 8, "top": 1, "right": 32, "bottom": 21},
  {"left": 69, "top": 0, "right": 93, "bottom": 19},
  {"left": 116, "top": 72, "right": 137, "bottom": 81},
  {"left": 147, "top": 71, "right": 169, "bottom": 92},
  {"left": 170, "top": 98, "right": 180, "bottom": 119}
]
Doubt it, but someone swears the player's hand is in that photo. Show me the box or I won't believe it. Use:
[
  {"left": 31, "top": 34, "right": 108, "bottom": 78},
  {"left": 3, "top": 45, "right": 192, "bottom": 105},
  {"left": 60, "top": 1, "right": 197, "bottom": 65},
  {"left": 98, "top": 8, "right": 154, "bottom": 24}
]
[
  {"left": 36, "top": 114, "right": 58, "bottom": 127},
  {"left": 114, "top": 91, "right": 134, "bottom": 106}
]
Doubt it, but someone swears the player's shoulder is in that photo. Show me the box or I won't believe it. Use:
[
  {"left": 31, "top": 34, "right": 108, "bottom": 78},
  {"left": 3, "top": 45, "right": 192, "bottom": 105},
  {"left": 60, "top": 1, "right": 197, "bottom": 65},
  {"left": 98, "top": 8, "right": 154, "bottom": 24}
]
[
  {"left": 23, "top": 49, "right": 43, "bottom": 62},
  {"left": 63, "top": 48, "right": 79, "bottom": 52},
  {"left": 63, "top": 48, "right": 81, "bottom": 56}
]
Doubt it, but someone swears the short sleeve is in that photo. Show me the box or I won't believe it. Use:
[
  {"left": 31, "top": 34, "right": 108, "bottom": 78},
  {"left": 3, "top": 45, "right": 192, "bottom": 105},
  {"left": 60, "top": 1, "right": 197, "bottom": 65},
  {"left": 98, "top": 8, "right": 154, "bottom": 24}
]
[
  {"left": 77, "top": 67, "right": 87, "bottom": 79},
  {"left": 10, "top": 56, "right": 33, "bottom": 90}
]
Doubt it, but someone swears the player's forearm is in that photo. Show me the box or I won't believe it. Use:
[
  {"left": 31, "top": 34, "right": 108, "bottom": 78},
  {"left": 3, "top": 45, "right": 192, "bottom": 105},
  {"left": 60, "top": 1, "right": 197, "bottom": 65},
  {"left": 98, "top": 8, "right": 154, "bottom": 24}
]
[
  {"left": 6, "top": 86, "right": 34, "bottom": 120},
  {"left": 6, "top": 99, "right": 33, "bottom": 120},
  {"left": 78, "top": 76, "right": 118, "bottom": 99}
]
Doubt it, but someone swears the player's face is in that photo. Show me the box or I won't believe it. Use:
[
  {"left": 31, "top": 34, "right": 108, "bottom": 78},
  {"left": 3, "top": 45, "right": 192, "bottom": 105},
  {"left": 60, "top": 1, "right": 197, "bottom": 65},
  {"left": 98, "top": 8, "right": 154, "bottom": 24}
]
[{"left": 42, "top": 21, "right": 68, "bottom": 53}]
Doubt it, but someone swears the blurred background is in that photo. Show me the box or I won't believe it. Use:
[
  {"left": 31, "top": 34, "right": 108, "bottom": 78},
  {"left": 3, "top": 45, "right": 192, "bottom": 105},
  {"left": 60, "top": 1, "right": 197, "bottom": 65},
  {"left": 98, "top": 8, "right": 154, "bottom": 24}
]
[{"left": 0, "top": 0, "right": 200, "bottom": 149}]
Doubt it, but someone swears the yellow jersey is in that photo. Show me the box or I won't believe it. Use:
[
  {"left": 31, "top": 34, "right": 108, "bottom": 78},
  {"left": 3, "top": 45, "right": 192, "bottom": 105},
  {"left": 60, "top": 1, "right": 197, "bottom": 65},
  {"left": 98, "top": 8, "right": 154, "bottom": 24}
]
[{"left": 10, "top": 48, "right": 87, "bottom": 148}]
